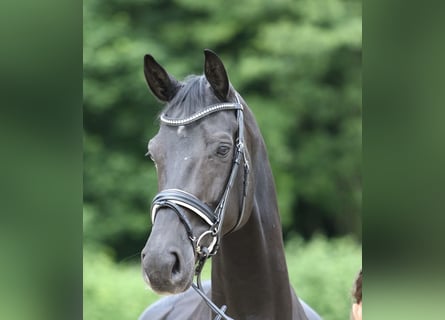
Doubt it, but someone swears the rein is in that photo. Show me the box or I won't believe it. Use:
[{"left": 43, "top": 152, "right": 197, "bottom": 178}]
[{"left": 150, "top": 96, "right": 249, "bottom": 320}]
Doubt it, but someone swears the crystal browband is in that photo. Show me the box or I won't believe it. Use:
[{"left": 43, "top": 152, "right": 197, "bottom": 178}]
[{"left": 160, "top": 103, "right": 243, "bottom": 126}]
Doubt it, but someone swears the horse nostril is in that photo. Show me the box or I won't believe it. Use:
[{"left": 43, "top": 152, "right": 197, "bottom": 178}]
[{"left": 171, "top": 252, "right": 181, "bottom": 276}]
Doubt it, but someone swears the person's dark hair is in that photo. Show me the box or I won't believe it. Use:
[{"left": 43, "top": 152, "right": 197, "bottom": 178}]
[{"left": 352, "top": 269, "right": 362, "bottom": 303}]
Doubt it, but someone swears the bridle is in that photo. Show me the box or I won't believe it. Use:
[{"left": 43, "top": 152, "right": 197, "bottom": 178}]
[{"left": 150, "top": 95, "right": 249, "bottom": 320}]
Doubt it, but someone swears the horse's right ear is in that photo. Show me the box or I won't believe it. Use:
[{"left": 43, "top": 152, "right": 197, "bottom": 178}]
[
  {"left": 204, "top": 49, "right": 229, "bottom": 101},
  {"left": 144, "top": 54, "right": 180, "bottom": 102}
]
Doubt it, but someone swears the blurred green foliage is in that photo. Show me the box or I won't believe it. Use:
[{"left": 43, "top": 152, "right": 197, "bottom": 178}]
[
  {"left": 84, "top": 0, "right": 362, "bottom": 258},
  {"left": 84, "top": 236, "right": 361, "bottom": 320}
]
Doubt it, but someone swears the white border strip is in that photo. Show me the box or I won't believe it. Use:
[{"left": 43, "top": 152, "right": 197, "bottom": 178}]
[{"left": 151, "top": 200, "right": 214, "bottom": 226}]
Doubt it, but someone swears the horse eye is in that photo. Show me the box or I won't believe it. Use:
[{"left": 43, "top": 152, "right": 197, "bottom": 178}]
[
  {"left": 216, "top": 145, "right": 231, "bottom": 157},
  {"left": 145, "top": 151, "right": 155, "bottom": 162}
]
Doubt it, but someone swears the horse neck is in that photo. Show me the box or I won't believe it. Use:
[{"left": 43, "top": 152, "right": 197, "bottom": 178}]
[{"left": 210, "top": 112, "right": 302, "bottom": 319}]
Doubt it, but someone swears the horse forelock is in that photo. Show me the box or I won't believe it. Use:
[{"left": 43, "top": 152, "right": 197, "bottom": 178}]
[{"left": 162, "top": 75, "right": 219, "bottom": 120}]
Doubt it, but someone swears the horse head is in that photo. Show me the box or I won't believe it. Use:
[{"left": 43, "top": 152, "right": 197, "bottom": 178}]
[{"left": 141, "top": 50, "right": 252, "bottom": 295}]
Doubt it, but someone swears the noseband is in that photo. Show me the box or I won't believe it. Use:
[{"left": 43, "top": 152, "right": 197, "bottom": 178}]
[{"left": 150, "top": 96, "right": 249, "bottom": 320}]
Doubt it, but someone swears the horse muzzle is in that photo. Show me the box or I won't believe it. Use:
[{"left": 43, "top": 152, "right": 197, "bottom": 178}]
[{"left": 141, "top": 209, "right": 195, "bottom": 294}]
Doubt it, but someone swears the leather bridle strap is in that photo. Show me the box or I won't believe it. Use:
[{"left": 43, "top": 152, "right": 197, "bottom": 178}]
[
  {"left": 152, "top": 189, "right": 216, "bottom": 226},
  {"left": 151, "top": 189, "right": 218, "bottom": 255},
  {"left": 211, "top": 107, "right": 248, "bottom": 251}
]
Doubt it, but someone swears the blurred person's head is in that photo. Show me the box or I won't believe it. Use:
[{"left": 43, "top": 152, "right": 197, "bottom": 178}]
[{"left": 351, "top": 269, "right": 362, "bottom": 320}]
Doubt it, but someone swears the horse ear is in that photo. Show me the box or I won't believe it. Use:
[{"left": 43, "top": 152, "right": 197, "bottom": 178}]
[
  {"left": 204, "top": 49, "right": 229, "bottom": 101},
  {"left": 144, "top": 54, "right": 180, "bottom": 102}
]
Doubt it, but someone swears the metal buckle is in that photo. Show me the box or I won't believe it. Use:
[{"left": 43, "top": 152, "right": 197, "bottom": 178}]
[{"left": 196, "top": 230, "right": 218, "bottom": 256}]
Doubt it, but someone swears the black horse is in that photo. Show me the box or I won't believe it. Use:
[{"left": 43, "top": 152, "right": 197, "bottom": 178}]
[{"left": 140, "top": 50, "right": 321, "bottom": 320}]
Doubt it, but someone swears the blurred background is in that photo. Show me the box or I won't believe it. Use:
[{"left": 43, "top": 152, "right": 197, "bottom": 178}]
[{"left": 83, "top": 0, "right": 362, "bottom": 319}]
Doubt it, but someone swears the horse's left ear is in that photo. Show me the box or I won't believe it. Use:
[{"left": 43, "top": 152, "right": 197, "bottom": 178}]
[{"left": 204, "top": 49, "right": 229, "bottom": 101}]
